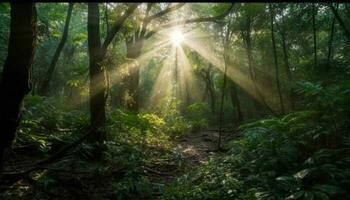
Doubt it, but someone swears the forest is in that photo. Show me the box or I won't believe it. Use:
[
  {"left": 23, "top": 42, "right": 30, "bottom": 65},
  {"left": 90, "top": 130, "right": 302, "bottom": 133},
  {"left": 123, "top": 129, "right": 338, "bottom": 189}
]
[{"left": 0, "top": 2, "right": 350, "bottom": 200}]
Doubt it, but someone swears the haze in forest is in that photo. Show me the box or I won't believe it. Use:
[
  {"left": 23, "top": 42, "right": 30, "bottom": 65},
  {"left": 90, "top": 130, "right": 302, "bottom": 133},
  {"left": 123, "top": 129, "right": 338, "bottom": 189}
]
[{"left": 0, "top": 2, "right": 350, "bottom": 200}]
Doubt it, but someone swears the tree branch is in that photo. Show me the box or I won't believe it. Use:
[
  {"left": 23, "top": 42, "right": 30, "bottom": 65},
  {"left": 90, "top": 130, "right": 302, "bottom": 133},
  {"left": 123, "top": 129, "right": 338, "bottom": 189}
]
[
  {"left": 145, "top": 3, "right": 185, "bottom": 22},
  {"left": 137, "top": 3, "right": 185, "bottom": 40},
  {"left": 138, "top": 3, "right": 154, "bottom": 39},
  {"left": 102, "top": 3, "right": 139, "bottom": 51},
  {"left": 145, "top": 4, "right": 234, "bottom": 39}
]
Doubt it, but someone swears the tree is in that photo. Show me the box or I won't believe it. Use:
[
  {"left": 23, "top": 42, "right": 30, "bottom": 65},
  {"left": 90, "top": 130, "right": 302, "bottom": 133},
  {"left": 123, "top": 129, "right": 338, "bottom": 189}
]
[
  {"left": 229, "top": 81, "right": 243, "bottom": 122},
  {"left": 218, "top": 11, "right": 235, "bottom": 149},
  {"left": 269, "top": 3, "right": 285, "bottom": 114},
  {"left": 201, "top": 64, "right": 216, "bottom": 114},
  {"left": 38, "top": 3, "right": 74, "bottom": 96},
  {"left": 312, "top": 3, "right": 317, "bottom": 69},
  {"left": 87, "top": 3, "right": 138, "bottom": 142},
  {"left": 280, "top": 30, "right": 294, "bottom": 110},
  {"left": 0, "top": 3, "right": 37, "bottom": 170},
  {"left": 239, "top": 5, "right": 275, "bottom": 117},
  {"left": 327, "top": 3, "right": 337, "bottom": 69}
]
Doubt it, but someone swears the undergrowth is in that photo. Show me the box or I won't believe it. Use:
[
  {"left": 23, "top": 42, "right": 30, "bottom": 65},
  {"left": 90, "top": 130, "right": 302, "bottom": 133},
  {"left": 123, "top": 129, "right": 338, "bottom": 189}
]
[
  {"left": 161, "top": 81, "right": 350, "bottom": 200},
  {"left": 2, "top": 96, "right": 210, "bottom": 199}
]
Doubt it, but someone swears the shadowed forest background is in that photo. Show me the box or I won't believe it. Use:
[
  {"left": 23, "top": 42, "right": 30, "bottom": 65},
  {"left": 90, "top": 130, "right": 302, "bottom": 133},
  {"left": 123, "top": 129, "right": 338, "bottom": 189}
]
[{"left": 0, "top": 2, "right": 350, "bottom": 200}]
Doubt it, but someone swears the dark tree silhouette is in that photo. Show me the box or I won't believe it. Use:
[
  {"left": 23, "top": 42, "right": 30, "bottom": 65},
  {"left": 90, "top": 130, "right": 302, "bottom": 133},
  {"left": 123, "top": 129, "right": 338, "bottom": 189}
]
[{"left": 0, "top": 3, "right": 37, "bottom": 170}]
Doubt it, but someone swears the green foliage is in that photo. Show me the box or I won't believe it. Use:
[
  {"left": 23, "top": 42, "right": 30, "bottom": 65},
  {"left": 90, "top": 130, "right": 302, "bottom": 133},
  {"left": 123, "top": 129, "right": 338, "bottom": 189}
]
[
  {"left": 109, "top": 175, "right": 152, "bottom": 200},
  {"left": 22, "top": 96, "right": 88, "bottom": 130},
  {"left": 3, "top": 2, "right": 350, "bottom": 200},
  {"left": 155, "top": 97, "right": 192, "bottom": 137},
  {"left": 185, "top": 102, "right": 210, "bottom": 132},
  {"left": 163, "top": 82, "right": 350, "bottom": 200}
]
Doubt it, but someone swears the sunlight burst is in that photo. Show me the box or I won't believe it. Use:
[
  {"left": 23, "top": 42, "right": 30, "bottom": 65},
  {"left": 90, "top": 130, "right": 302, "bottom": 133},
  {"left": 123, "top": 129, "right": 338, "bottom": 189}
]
[{"left": 170, "top": 29, "right": 184, "bottom": 46}]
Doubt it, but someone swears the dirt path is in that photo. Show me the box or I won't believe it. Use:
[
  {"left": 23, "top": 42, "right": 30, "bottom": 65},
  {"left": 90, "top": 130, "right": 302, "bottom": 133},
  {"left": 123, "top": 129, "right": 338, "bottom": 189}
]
[
  {"left": 177, "top": 130, "right": 219, "bottom": 164},
  {"left": 147, "top": 129, "right": 236, "bottom": 199}
]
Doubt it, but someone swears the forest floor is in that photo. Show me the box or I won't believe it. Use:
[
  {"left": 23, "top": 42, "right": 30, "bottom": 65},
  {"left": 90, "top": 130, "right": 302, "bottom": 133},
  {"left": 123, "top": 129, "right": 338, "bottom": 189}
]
[
  {"left": 147, "top": 129, "right": 237, "bottom": 199},
  {"left": 1, "top": 129, "right": 238, "bottom": 200}
]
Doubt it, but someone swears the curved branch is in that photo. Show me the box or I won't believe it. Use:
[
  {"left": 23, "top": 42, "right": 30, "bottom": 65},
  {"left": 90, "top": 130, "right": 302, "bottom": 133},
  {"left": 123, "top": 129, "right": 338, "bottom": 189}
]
[
  {"left": 145, "top": 3, "right": 185, "bottom": 22},
  {"left": 137, "top": 3, "right": 153, "bottom": 40},
  {"left": 138, "top": 3, "right": 185, "bottom": 39},
  {"left": 145, "top": 3, "right": 234, "bottom": 39},
  {"left": 102, "top": 3, "right": 139, "bottom": 51}
]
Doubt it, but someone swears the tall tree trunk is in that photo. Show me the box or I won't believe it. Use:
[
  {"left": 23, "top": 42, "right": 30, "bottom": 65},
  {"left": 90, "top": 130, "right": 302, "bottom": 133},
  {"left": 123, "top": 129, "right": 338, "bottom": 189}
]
[
  {"left": 124, "top": 38, "right": 144, "bottom": 112},
  {"left": 38, "top": 3, "right": 74, "bottom": 96},
  {"left": 243, "top": 15, "right": 275, "bottom": 117},
  {"left": 104, "top": 3, "right": 109, "bottom": 33},
  {"left": 0, "top": 3, "right": 37, "bottom": 170},
  {"left": 327, "top": 4, "right": 337, "bottom": 69},
  {"left": 218, "top": 44, "right": 228, "bottom": 150},
  {"left": 280, "top": 31, "right": 294, "bottom": 110},
  {"left": 185, "top": 80, "right": 191, "bottom": 107},
  {"left": 218, "top": 20, "right": 233, "bottom": 150},
  {"left": 329, "top": 4, "right": 350, "bottom": 41},
  {"left": 87, "top": 3, "right": 137, "bottom": 142},
  {"left": 202, "top": 84, "right": 209, "bottom": 102},
  {"left": 312, "top": 3, "right": 317, "bottom": 69},
  {"left": 88, "top": 3, "right": 106, "bottom": 143},
  {"left": 230, "top": 81, "right": 243, "bottom": 122},
  {"left": 206, "top": 64, "right": 216, "bottom": 114},
  {"left": 270, "top": 4, "right": 285, "bottom": 115}
]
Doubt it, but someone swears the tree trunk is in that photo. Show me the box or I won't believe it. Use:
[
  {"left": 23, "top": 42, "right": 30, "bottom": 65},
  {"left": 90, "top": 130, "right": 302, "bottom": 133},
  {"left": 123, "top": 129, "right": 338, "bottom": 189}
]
[
  {"left": 185, "top": 80, "right": 191, "bottom": 107},
  {"left": 244, "top": 18, "right": 261, "bottom": 115},
  {"left": 123, "top": 38, "right": 144, "bottom": 112},
  {"left": 243, "top": 15, "right": 275, "bottom": 117},
  {"left": 206, "top": 64, "right": 216, "bottom": 114},
  {"left": 202, "top": 85, "right": 209, "bottom": 102},
  {"left": 0, "top": 3, "right": 37, "bottom": 170},
  {"left": 88, "top": 3, "right": 106, "bottom": 143},
  {"left": 312, "top": 3, "right": 317, "bottom": 69},
  {"left": 230, "top": 81, "right": 243, "bottom": 122},
  {"left": 327, "top": 4, "right": 337, "bottom": 69},
  {"left": 87, "top": 3, "right": 137, "bottom": 142},
  {"left": 280, "top": 31, "right": 294, "bottom": 110},
  {"left": 270, "top": 4, "right": 285, "bottom": 115},
  {"left": 218, "top": 45, "right": 228, "bottom": 150},
  {"left": 38, "top": 3, "right": 74, "bottom": 96},
  {"left": 104, "top": 3, "right": 109, "bottom": 33}
]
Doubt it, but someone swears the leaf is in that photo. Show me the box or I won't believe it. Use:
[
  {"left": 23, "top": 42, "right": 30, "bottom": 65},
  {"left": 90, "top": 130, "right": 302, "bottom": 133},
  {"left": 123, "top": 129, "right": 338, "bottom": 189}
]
[
  {"left": 286, "top": 191, "right": 304, "bottom": 199},
  {"left": 294, "top": 168, "right": 312, "bottom": 179},
  {"left": 276, "top": 176, "right": 295, "bottom": 181}
]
